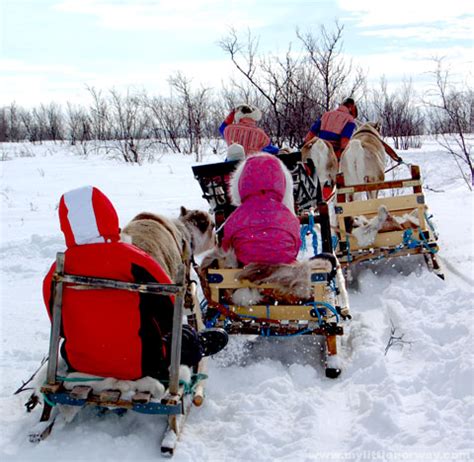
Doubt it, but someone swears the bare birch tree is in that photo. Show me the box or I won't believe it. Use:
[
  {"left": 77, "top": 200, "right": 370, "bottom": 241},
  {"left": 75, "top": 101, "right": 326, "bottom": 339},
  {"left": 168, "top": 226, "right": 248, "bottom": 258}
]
[{"left": 426, "top": 58, "right": 473, "bottom": 189}]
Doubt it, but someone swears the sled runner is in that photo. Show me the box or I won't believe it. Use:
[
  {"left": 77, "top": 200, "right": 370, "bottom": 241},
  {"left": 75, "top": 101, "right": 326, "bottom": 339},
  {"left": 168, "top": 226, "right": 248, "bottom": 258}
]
[
  {"left": 29, "top": 252, "right": 207, "bottom": 457},
  {"left": 334, "top": 164, "right": 443, "bottom": 279}
]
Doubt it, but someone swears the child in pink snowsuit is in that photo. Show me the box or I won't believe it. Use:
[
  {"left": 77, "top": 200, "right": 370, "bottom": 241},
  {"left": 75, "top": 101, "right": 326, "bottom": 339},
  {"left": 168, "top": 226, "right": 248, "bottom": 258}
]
[{"left": 222, "top": 153, "right": 301, "bottom": 266}]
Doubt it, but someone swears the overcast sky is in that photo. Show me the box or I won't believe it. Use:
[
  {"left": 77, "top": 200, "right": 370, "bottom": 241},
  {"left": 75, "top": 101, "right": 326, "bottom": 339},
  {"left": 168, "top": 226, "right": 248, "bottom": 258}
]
[{"left": 0, "top": 0, "right": 472, "bottom": 107}]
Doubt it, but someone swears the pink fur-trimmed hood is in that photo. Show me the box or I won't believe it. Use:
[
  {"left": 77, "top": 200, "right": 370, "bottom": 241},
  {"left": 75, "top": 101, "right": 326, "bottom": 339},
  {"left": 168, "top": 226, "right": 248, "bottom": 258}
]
[{"left": 229, "top": 153, "right": 295, "bottom": 213}]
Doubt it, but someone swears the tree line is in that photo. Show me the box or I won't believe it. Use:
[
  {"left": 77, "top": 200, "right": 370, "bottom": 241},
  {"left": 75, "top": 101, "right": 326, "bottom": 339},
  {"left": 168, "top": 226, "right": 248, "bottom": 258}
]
[{"left": 0, "top": 24, "right": 471, "bottom": 183}]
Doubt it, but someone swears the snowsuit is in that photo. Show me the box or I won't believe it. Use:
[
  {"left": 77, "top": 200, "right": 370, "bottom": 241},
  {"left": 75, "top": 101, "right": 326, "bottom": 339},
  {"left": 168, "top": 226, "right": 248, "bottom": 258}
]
[
  {"left": 219, "top": 110, "right": 279, "bottom": 155},
  {"left": 222, "top": 154, "right": 301, "bottom": 265},
  {"left": 304, "top": 105, "right": 356, "bottom": 158},
  {"left": 42, "top": 186, "right": 174, "bottom": 380}
]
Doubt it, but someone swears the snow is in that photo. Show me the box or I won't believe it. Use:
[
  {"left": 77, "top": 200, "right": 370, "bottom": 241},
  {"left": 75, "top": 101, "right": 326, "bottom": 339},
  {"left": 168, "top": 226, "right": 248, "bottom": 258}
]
[{"left": 0, "top": 140, "right": 473, "bottom": 462}]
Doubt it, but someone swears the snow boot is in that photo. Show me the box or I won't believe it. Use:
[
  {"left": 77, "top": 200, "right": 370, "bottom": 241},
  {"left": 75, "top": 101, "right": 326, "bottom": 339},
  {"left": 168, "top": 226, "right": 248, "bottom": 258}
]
[{"left": 198, "top": 328, "right": 229, "bottom": 357}]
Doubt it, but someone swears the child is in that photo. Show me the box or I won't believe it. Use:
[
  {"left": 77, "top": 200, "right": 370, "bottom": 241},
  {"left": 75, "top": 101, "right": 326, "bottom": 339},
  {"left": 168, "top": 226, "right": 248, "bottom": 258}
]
[
  {"left": 43, "top": 186, "right": 227, "bottom": 380},
  {"left": 219, "top": 104, "right": 279, "bottom": 155},
  {"left": 222, "top": 153, "right": 301, "bottom": 266}
]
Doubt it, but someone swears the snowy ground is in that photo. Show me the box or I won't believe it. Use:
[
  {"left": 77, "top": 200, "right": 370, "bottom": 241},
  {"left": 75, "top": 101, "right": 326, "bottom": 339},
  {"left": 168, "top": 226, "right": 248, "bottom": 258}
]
[{"left": 0, "top": 140, "right": 473, "bottom": 462}]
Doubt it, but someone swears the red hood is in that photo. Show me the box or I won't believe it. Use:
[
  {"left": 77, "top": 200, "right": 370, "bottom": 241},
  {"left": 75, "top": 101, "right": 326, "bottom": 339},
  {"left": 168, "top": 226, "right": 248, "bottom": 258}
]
[{"left": 59, "top": 186, "right": 120, "bottom": 248}]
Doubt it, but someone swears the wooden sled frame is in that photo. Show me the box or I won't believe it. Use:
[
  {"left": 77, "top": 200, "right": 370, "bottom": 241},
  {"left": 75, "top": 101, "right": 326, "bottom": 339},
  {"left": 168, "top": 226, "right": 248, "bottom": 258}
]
[
  {"left": 335, "top": 164, "right": 442, "bottom": 277},
  {"left": 200, "top": 264, "right": 345, "bottom": 379},
  {"left": 30, "top": 252, "right": 206, "bottom": 456}
]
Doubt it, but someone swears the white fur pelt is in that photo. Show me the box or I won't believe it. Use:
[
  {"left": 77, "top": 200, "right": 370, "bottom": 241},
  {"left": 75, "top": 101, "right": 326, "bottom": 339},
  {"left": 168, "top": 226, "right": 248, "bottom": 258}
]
[
  {"left": 301, "top": 137, "right": 338, "bottom": 187},
  {"left": 352, "top": 206, "right": 422, "bottom": 247},
  {"left": 199, "top": 246, "right": 239, "bottom": 272},
  {"left": 352, "top": 205, "right": 389, "bottom": 247},
  {"left": 339, "top": 122, "right": 386, "bottom": 199},
  {"left": 233, "top": 259, "right": 332, "bottom": 304}
]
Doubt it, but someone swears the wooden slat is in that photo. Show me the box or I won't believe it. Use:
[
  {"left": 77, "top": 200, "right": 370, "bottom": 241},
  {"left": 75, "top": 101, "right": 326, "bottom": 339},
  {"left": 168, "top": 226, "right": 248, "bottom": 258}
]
[
  {"left": 40, "top": 383, "right": 61, "bottom": 394},
  {"left": 336, "top": 194, "right": 424, "bottom": 216},
  {"left": 226, "top": 304, "right": 333, "bottom": 321},
  {"left": 337, "top": 179, "right": 422, "bottom": 194},
  {"left": 347, "top": 230, "right": 405, "bottom": 250},
  {"left": 208, "top": 268, "right": 328, "bottom": 289},
  {"left": 70, "top": 385, "right": 92, "bottom": 400},
  {"left": 132, "top": 392, "right": 152, "bottom": 404},
  {"left": 99, "top": 390, "right": 121, "bottom": 403}
]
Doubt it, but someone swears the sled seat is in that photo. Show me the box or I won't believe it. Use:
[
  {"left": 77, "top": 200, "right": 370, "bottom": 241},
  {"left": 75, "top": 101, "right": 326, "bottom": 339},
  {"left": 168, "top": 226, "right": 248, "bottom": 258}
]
[
  {"left": 32, "top": 252, "right": 206, "bottom": 456},
  {"left": 335, "top": 164, "right": 441, "bottom": 270}
]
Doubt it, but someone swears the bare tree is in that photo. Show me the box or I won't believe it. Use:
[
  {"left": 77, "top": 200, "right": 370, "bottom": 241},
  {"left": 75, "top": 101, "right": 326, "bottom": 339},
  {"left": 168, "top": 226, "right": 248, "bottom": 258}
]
[
  {"left": 42, "top": 103, "right": 64, "bottom": 142},
  {"left": 168, "top": 72, "right": 211, "bottom": 161},
  {"left": 147, "top": 95, "right": 184, "bottom": 154},
  {"left": 0, "top": 108, "right": 7, "bottom": 142},
  {"left": 297, "top": 22, "right": 365, "bottom": 112},
  {"left": 372, "top": 78, "right": 424, "bottom": 149},
  {"left": 219, "top": 28, "right": 290, "bottom": 145},
  {"left": 108, "top": 89, "right": 153, "bottom": 163},
  {"left": 220, "top": 24, "right": 365, "bottom": 147},
  {"left": 87, "top": 86, "right": 111, "bottom": 141},
  {"left": 426, "top": 58, "right": 473, "bottom": 189}
]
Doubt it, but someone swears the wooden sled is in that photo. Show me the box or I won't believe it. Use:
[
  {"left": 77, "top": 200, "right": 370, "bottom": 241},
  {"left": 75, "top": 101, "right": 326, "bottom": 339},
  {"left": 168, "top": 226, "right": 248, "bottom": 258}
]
[
  {"left": 193, "top": 152, "right": 347, "bottom": 378},
  {"left": 29, "top": 253, "right": 207, "bottom": 457},
  {"left": 334, "top": 164, "right": 443, "bottom": 279},
  {"left": 198, "top": 256, "right": 347, "bottom": 379}
]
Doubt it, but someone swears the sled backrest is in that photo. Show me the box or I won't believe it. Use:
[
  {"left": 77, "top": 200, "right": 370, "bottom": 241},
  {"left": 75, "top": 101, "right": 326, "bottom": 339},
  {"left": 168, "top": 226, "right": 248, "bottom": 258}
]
[
  {"left": 46, "top": 253, "right": 186, "bottom": 396},
  {"left": 192, "top": 152, "right": 321, "bottom": 223},
  {"left": 335, "top": 165, "right": 437, "bottom": 251}
]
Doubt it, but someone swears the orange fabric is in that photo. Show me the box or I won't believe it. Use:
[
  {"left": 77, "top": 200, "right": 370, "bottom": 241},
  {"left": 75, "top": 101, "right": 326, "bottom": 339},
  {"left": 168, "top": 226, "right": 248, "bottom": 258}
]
[
  {"left": 320, "top": 106, "right": 354, "bottom": 135},
  {"left": 224, "top": 118, "right": 270, "bottom": 155}
]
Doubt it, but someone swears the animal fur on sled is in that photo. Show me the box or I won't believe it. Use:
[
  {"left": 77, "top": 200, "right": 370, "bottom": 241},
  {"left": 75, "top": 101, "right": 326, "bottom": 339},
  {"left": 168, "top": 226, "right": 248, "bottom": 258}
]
[
  {"left": 352, "top": 205, "right": 421, "bottom": 247},
  {"left": 122, "top": 207, "right": 215, "bottom": 281},
  {"left": 235, "top": 258, "right": 350, "bottom": 318},
  {"left": 199, "top": 249, "right": 350, "bottom": 317}
]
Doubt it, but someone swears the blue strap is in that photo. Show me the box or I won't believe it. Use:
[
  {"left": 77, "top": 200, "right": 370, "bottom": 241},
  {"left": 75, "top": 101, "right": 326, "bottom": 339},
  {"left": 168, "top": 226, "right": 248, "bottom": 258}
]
[
  {"left": 403, "top": 229, "right": 438, "bottom": 254},
  {"left": 300, "top": 214, "right": 319, "bottom": 256},
  {"left": 305, "top": 301, "right": 340, "bottom": 325},
  {"left": 56, "top": 375, "right": 105, "bottom": 382}
]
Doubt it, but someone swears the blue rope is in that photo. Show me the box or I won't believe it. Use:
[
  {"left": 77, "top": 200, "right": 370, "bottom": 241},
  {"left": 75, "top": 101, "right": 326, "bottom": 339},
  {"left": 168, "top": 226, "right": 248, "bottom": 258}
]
[
  {"left": 42, "top": 393, "right": 56, "bottom": 407},
  {"left": 56, "top": 375, "right": 105, "bottom": 382},
  {"left": 179, "top": 373, "right": 209, "bottom": 394},
  {"left": 300, "top": 214, "right": 319, "bottom": 256},
  {"left": 205, "top": 312, "right": 220, "bottom": 328},
  {"left": 305, "top": 301, "right": 340, "bottom": 325},
  {"left": 403, "top": 228, "right": 438, "bottom": 254}
]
